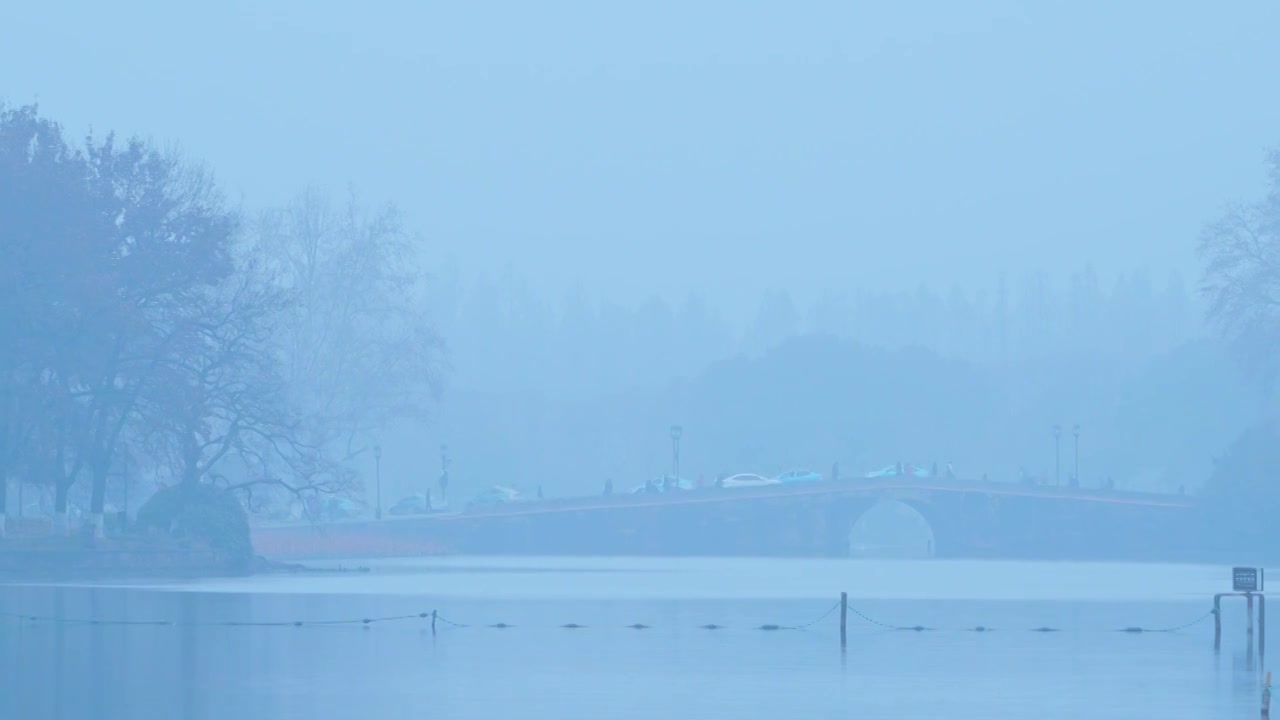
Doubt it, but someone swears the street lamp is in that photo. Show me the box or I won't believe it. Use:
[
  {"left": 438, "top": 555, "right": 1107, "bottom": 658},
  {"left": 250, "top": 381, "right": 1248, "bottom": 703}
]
[
  {"left": 374, "top": 444, "right": 383, "bottom": 520},
  {"left": 1072, "top": 424, "right": 1080, "bottom": 487},
  {"left": 1052, "top": 424, "right": 1062, "bottom": 486},
  {"left": 670, "top": 425, "right": 683, "bottom": 484},
  {"left": 439, "top": 444, "right": 450, "bottom": 505}
]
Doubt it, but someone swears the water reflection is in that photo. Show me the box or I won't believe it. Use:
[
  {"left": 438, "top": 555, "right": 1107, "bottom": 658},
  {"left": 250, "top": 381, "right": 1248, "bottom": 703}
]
[{"left": 0, "top": 559, "right": 1271, "bottom": 719}]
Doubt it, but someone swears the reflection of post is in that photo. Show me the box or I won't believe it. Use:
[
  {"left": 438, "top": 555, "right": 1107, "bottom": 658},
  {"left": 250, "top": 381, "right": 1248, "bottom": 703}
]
[
  {"left": 180, "top": 592, "right": 199, "bottom": 718},
  {"left": 1263, "top": 595, "right": 1268, "bottom": 659},
  {"left": 1251, "top": 594, "right": 1257, "bottom": 646},
  {"left": 1262, "top": 670, "right": 1271, "bottom": 718}
]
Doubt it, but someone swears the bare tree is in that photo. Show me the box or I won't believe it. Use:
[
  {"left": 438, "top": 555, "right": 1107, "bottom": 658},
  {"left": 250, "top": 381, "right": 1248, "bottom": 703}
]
[
  {"left": 3, "top": 107, "right": 436, "bottom": 539},
  {"left": 1199, "top": 149, "right": 1280, "bottom": 393},
  {"left": 142, "top": 257, "right": 356, "bottom": 513},
  {"left": 251, "top": 189, "right": 444, "bottom": 472}
]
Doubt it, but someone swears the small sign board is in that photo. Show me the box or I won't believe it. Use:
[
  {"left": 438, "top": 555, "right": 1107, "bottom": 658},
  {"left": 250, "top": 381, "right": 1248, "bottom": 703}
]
[{"left": 1233, "top": 567, "right": 1262, "bottom": 593}]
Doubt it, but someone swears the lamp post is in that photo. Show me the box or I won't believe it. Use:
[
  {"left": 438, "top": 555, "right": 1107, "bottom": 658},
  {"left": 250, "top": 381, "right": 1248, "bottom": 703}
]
[
  {"left": 439, "top": 444, "right": 450, "bottom": 505},
  {"left": 1072, "top": 424, "right": 1080, "bottom": 487},
  {"left": 374, "top": 444, "right": 383, "bottom": 520},
  {"left": 670, "top": 425, "right": 682, "bottom": 484},
  {"left": 1052, "top": 424, "right": 1061, "bottom": 486}
]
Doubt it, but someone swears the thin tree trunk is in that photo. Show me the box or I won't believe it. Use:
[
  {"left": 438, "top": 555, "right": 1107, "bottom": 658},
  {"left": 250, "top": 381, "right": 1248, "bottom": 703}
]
[
  {"left": 181, "top": 424, "right": 202, "bottom": 486},
  {"left": 54, "top": 479, "right": 70, "bottom": 536},
  {"left": 89, "top": 459, "right": 108, "bottom": 540},
  {"left": 52, "top": 373, "right": 80, "bottom": 536}
]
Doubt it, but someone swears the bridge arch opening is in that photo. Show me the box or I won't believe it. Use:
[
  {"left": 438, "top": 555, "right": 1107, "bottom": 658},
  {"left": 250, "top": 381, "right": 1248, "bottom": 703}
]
[{"left": 848, "top": 500, "right": 936, "bottom": 558}]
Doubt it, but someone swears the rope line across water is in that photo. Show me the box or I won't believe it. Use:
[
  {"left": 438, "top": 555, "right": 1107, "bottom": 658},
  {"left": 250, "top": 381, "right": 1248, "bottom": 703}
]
[
  {"left": 838, "top": 605, "right": 1219, "bottom": 635},
  {"left": 0, "top": 603, "right": 1219, "bottom": 636},
  {"left": 1114, "top": 609, "right": 1217, "bottom": 634}
]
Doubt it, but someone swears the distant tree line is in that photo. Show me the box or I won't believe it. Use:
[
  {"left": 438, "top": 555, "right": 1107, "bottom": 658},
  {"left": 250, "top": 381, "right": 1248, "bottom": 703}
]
[
  {"left": 0, "top": 105, "right": 441, "bottom": 537},
  {"left": 415, "top": 153, "right": 1272, "bottom": 504},
  {"left": 432, "top": 261, "right": 1199, "bottom": 404}
]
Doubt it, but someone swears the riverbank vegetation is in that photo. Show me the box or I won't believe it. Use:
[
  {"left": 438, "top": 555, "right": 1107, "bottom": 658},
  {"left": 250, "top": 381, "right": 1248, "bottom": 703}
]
[{"left": 0, "top": 104, "right": 442, "bottom": 544}]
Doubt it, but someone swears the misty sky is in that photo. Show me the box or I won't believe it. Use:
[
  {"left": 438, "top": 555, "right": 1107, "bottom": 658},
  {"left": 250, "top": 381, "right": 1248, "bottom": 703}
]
[{"left": 4, "top": 1, "right": 1279, "bottom": 316}]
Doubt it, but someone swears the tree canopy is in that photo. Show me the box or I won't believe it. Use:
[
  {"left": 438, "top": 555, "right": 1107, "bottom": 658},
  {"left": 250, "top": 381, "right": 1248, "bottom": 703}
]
[
  {"left": 1200, "top": 149, "right": 1280, "bottom": 394},
  {"left": 0, "top": 105, "right": 442, "bottom": 536}
]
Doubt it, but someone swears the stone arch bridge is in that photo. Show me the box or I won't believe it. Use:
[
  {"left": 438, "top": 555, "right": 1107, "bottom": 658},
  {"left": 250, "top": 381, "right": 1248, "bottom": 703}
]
[{"left": 254, "top": 478, "right": 1197, "bottom": 562}]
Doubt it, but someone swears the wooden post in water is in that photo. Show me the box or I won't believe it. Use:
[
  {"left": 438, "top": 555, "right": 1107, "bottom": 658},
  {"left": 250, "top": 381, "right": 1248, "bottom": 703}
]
[
  {"left": 431, "top": 610, "right": 438, "bottom": 635},
  {"left": 840, "top": 592, "right": 848, "bottom": 649},
  {"left": 1216, "top": 595, "right": 1223, "bottom": 652}
]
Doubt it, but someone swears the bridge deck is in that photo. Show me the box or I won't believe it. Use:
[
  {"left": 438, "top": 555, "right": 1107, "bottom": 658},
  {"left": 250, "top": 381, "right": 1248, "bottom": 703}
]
[{"left": 418, "top": 477, "right": 1194, "bottom": 523}]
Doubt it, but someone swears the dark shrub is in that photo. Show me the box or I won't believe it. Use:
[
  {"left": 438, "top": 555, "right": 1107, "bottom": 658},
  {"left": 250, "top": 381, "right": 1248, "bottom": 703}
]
[{"left": 136, "top": 484, "right": 253, "bottom": 571}]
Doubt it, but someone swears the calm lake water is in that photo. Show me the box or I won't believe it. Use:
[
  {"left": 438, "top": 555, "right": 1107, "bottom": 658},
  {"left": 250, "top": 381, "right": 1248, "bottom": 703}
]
[{"left": 0, "top": 557, "right": 1269, "bottom": 719}]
